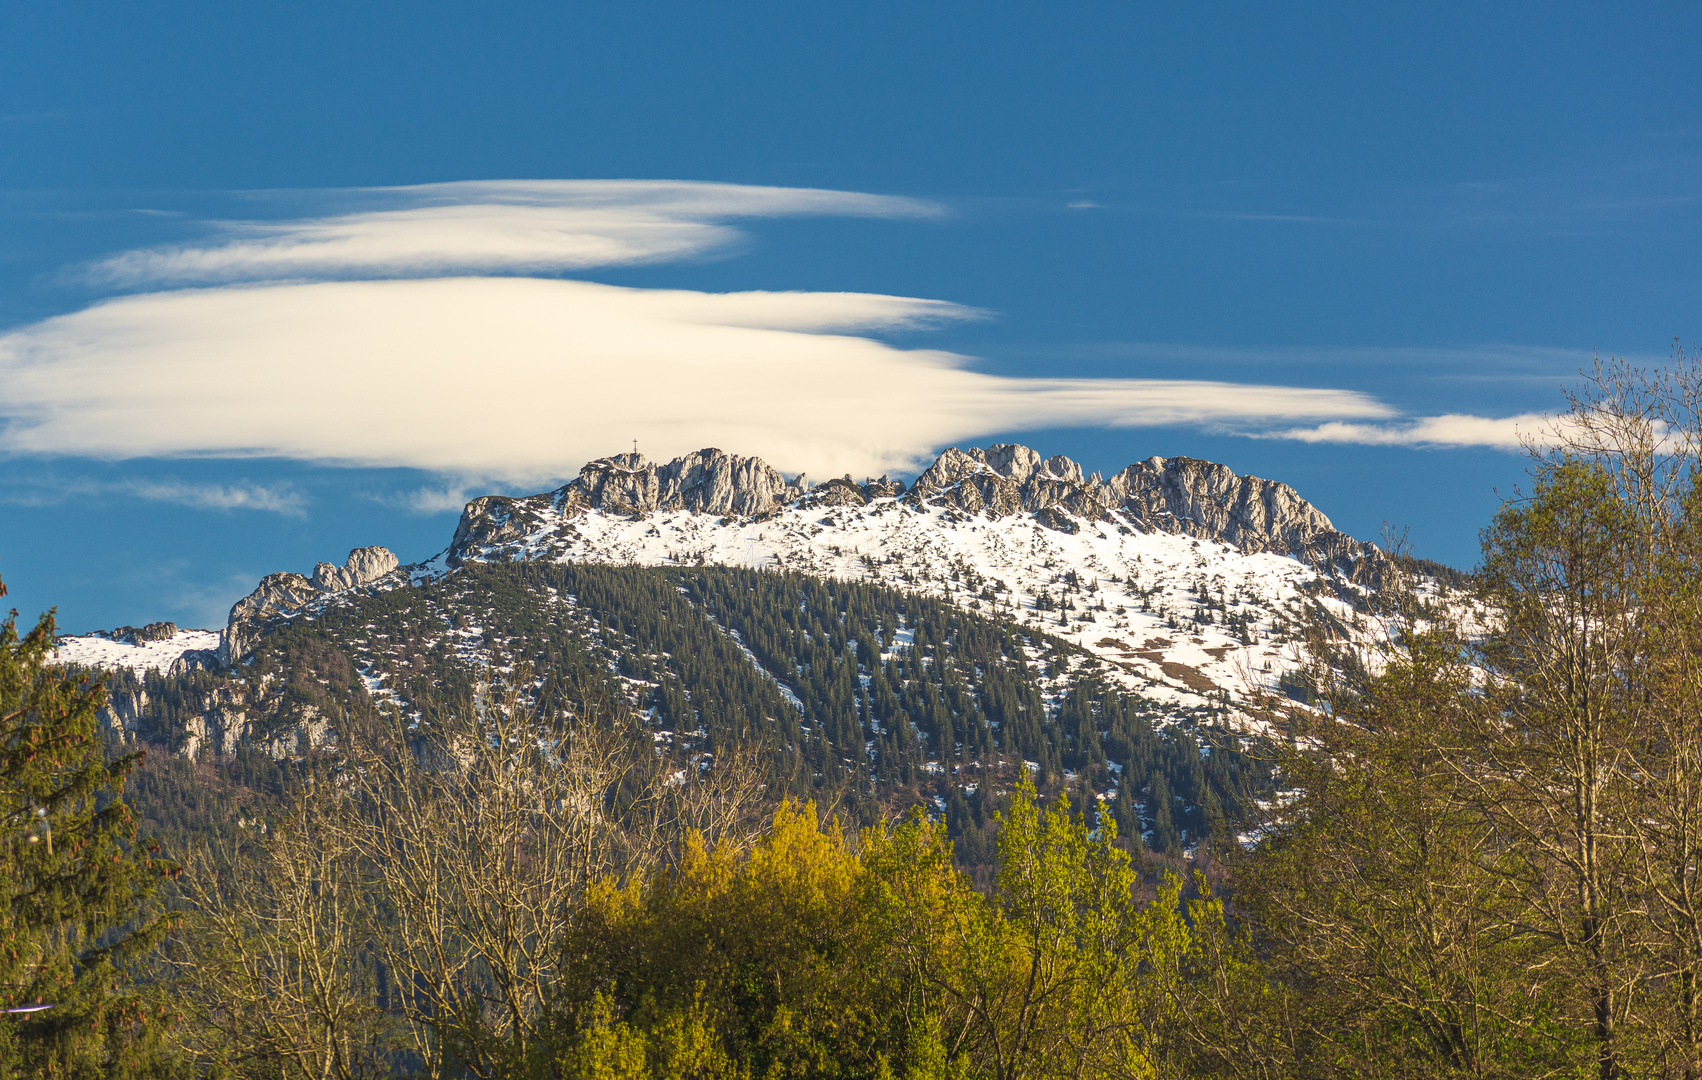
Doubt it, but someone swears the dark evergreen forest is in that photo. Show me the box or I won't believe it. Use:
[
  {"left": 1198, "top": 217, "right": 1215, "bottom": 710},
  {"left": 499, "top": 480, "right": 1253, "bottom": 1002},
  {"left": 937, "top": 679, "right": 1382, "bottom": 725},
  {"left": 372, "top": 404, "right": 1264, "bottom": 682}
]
[{"left": 108, "top": 563, "right": 1274, "bottom": 869}]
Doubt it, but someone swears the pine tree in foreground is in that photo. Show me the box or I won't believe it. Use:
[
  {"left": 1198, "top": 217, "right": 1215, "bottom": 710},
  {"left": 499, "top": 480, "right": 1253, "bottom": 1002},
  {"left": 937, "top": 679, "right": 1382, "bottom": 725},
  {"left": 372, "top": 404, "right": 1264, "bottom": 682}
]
[{"left": 0, "top": 573, "right": 177, "bottom": 1077}]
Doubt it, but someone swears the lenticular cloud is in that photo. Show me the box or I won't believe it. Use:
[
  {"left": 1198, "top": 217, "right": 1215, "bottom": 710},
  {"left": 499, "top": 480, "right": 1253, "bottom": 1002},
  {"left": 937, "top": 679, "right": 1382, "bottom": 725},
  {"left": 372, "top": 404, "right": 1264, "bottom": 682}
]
[
  {"left": 15, "top": 179, "right": 1551, "bottom": 474},
  {"left": 84, "top": 179, "right": 943, "bottom": 285},
  {"left": 0, "top": 277, "right": 1393, "bottom": 483}
]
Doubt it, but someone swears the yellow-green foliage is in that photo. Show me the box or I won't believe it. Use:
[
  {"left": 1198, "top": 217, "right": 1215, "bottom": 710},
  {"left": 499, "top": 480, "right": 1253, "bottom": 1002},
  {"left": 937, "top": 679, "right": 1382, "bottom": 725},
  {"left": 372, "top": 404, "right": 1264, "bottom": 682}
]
[{"left": 560, "top": 780, "right": 1223, "bottom": 1080}]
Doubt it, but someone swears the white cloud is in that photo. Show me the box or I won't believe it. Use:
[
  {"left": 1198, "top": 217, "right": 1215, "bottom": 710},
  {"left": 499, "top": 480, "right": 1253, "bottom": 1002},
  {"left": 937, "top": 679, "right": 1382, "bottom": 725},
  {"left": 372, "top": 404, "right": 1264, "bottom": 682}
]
[
  {"left": 367, "top": 483, "right": 484, "bottom": 515},
  {"left": 0, "top": 276, "right": 1393, "bottom": 483},
  {"left": 0, "top": 476, "right": 306, "bottom": 515},
  {"left": 1272, "top": 413, "right": 1562, "bottom": 449},
  {"left": 85, "top": 179, "right": 942, "bottom": 285},
  {"left": 122, "top": 479, "right": 308, "bottom": 515}
]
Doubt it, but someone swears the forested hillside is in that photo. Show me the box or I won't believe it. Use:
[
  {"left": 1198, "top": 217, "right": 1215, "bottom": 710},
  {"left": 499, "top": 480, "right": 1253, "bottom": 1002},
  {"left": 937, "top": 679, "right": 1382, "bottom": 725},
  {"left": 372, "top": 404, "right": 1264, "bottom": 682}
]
[{"left": 105, "top": 563, "right": 1274, "bottom": 868}]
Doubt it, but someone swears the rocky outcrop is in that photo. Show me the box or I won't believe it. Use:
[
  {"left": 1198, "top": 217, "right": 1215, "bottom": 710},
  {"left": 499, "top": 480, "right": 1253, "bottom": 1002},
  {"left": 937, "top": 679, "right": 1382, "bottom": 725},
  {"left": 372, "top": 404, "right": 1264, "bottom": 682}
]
[
  {"left": 107, "top": 621, "right": 178, "bottom": 644},
  {"left": 448, "top": 494, "right": 557, "bottom": 567},
  {"left": 800, "top": 477, "right": 869, "bottom": 509},
  {"left": 861, "top": 476, "right": 906, "bottom": 499},
  {"left": 783, "top": 474, "right": 912, "bottom": 511},
  {"left": 219, "top": 547, "right": 400, "bottom": 664},
  {"left": 101, "top": 680, "right": 249, "bottom": 756},
  {"left": 311, "top": 546, "right": 399, "bottom": 592},
  {"left": 1104, "top": 456, "right": 1388, "bottom": 583},
  {"left": 900, "top": 444, "right": 1388, "bottom": 584},
  {"left": 219, "top": 572, "right": 318, "bottom": 664},
  {"left": 903, "top": 445, "right": 1109, "bottom": 522},
  {"left": 99, "top": 673, "right": 338, "bottom": 759},
  {"left": 570, "top": 449, "right": 805, "bottom": 517},
  {"left": 1105, "top": 456, "right": 1334, "bottom": 550},
  {"left": 450, "top": 449, "right": 814, "bottom": 565},
  {"left": 903, "top": 445, "right": 1113, "bottom": 522}
]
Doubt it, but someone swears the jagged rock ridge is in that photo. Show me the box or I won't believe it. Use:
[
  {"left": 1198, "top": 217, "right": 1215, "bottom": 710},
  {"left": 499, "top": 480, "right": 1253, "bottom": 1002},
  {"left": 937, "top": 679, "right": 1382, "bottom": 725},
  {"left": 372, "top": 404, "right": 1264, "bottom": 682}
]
[
  {"left": 219, "top": 546, "right": 401, "bottom": 664},
  {"left": 448, "top": 444, "right": 1386, "bottom": 584}
]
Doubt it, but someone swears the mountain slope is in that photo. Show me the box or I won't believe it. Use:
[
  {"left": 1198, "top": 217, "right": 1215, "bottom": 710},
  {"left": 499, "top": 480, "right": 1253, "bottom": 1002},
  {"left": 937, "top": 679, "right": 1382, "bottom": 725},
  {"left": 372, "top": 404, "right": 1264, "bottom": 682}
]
[
  {"left": 89, "top": 562, "right": 1275, "bottom": 857},
  {"left": 50, "top": 442, "right": 1440, "bottom": 855},
  {"left": 432, "top": 444, "right": 1397, "bottom": 713}
]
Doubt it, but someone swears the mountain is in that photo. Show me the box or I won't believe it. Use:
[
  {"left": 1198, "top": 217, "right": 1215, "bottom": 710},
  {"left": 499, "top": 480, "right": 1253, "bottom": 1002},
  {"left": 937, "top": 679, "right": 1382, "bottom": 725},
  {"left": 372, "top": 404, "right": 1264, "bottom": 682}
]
[
  {"left": 427, "top": 443, "right": 1399, "bottom": 711},
  {"left": 51, "top": 443, "right": 1444, "bottom": 857}
]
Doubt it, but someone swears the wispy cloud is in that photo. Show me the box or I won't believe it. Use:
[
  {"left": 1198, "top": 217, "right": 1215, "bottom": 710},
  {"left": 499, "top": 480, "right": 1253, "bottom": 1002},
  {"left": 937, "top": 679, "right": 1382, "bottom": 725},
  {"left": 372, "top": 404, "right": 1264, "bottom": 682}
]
[
  {"left": 1028, "top": 340, "right": 1595, "bottom": 372},
  {"left": 0, "top": 475, "right": 307, "bottom": 515},
  {"left": 83, "top": 179, "right": 942, "bottom": 286},
  {"left": 1269, "top": 413, "right": 1562, "bottom": 450},
  {"left": 365, "top": 482, "right": 483, "bottom": 515},
  {"left": 112, "top": 562, "right": 267, "bottom": 631},
  {"left": 122, "top": 479, "right": 308, "bottom": 514},
  {"left": 0, "top": 276, "right": 1392, "bottom": 483}
]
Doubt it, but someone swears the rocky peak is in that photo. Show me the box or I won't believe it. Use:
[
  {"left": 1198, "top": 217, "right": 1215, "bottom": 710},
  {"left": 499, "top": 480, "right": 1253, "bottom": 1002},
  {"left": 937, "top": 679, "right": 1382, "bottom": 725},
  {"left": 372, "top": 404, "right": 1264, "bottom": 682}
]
[
  {"left": 219, "top": 546, "right": 400, "bottom": 664},
  {"left": 659, "top": 448, "right": 796, "bottom": 517},
  {"left": 861, "top": 475, "right": 906, "bottom": 499},
  {"left": 1045, "top": 454, "right": 1084, "bottom": 484},
  {"left": 906, "top": 444, "right": 1106, "bottom": 520},
  {"left": 444, "top": 441, "right": 1388, "bottom": 585},
  {"left": 567, "top": 447, "right": 801, "bottom": 517},
  {"left": 311, "top": 546, "right": 400, "bottom": 592},
  {"left": 218, "top": 573, "right": 319, "bottom": 665},
  {"left": 796, "top": 473, "right": 910, "bottom": 510},
  {"left": 899, "top": 444, "right": 1385, "bottom": 582},
  {"left": 978, "top": 443, "right": 1044, "bottom": 482},
  {"left": 1104, "top": 456, "right": 1335, "bottom": 551}
]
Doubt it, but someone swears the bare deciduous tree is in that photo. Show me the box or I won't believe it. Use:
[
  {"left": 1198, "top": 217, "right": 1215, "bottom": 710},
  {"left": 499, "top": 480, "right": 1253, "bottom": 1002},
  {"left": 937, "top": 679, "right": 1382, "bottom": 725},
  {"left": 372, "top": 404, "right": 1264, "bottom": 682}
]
[{"left": 166, "top": 794, "right": 385, "bottom": 1080}]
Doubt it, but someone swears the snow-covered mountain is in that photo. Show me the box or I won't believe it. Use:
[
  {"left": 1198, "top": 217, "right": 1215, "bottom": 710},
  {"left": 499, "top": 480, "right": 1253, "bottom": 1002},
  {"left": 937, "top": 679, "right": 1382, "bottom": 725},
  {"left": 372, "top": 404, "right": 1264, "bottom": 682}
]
[
  {"left": 427, "top": 444, "right": 1402, "bottom": 714},
  {"left": 59, "top": 443, "right": 1416, "bottom": 723}
]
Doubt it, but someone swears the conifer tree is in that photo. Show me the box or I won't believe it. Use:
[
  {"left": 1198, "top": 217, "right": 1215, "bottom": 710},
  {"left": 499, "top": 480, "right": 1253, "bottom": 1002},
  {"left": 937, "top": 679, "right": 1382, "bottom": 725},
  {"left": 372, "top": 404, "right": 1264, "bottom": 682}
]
[{"left": 0, "top": 574, "right": 176, "bottom": 1076}]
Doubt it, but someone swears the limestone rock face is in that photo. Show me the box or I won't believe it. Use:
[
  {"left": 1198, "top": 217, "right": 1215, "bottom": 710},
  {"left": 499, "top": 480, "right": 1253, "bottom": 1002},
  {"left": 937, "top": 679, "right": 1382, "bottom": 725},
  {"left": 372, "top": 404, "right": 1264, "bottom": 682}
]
[
  {"left": 572, "top": 452, "right": 663, "bottom": 514},
  {"left": 800, "top": 477, "right": 868, "bottom": 509},
  {"left": 219, "top": 547, "right": 400, "bottom": 664},
  {"left": 570, "top": 449, "right": 798, "bottom": 517},
  {"left": 218, "top": 573, "right": 317, "bottom": 664},
  {"left": 658, "top": 449, "right": 795, "bottom": 517},
  {"left": 1105, "top": 456, "right": 1339, "bottom": 555},
  {"left": 904, "top": 446, "right": 1027, "bottom": 517},
  {"left": 447, "top": 495, "right": 553, "bottom": 567},
  {"left": 108, "top": 622, "right": 179, "bottom": 644},
  {"left": 311, "top": 546, "right": 400, "bottom": 592},
  {"left": 860, "top": 476, "right": 906, "bottom": 499},
  {"left": 901, "top": 444, "right": 1387, "bottom": 583},
  {"left": 99, "top": 686, "right": 148, "bottom": 740},
  {"left": 451, "top": 448, "right": 818, "bottom": 565},
  {"left": 904, "top": 444, "right": 1109, "bottom": 521}
]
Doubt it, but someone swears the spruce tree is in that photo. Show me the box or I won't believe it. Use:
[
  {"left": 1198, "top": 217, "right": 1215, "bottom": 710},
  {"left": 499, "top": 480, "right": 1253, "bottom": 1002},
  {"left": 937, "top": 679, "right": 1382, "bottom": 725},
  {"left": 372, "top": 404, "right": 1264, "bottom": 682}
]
[{"left": 0, "top": 575, "right": 176, "bottom": 1076}]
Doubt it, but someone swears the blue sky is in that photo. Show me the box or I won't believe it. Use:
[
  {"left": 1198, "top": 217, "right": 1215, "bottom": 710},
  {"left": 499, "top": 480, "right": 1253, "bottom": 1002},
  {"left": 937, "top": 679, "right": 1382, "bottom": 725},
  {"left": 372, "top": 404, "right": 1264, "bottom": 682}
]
[{"left": 2, "top": 2, "right": 1698, "bottom": 631}]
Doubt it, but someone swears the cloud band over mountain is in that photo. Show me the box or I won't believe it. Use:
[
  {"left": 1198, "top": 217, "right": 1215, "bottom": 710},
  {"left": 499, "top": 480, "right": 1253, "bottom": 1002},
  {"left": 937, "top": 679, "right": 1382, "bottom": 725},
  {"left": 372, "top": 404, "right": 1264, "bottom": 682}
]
[
  {"left": 2, "top": 179, "right": 1560, "bottom": 484},
  {"left": 0, "top": 277, "right": 1398, "bottom": 482}
]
